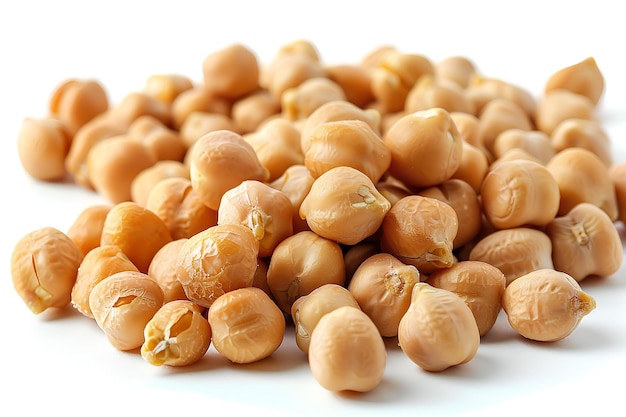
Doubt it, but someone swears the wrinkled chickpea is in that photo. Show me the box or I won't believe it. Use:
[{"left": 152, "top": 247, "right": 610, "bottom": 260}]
[
  {"left": 11, "top": 227, "right": 83, "bottom": 314},
  {"left": 308, "top": 306, "right": 386, "bottom": 392},
  {"left": 66, "top": 204, "right": 112, "bottom": 256},
  {"left": 208, "top": 287, "right": 285, "bottom": 364},
  {"left": 502, "top": 269, "right": 596, "bottom": 342},
  {"left": 147, "top": 239, "right": 189, "bottom": 304},
  {"left": 17, "top": 117, "right": 71, "bottom": 181}
]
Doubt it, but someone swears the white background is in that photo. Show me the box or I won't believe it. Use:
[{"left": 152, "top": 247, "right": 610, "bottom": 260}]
[{"left": 1, "top": 1, "right": 625, "bottom": 416}]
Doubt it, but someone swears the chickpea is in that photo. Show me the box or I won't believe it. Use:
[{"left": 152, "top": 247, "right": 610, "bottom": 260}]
[
  {"left": 468, "top": 227, "right": 554, "bottom": 285},
  {"left": 179, "top": 111, "right": 239, "bottom": 149},
  {"left": 71, "top": 244, "right": 139, "bottom": 318},
  {"left": 218, "top": 180, "right": 293, "bottom": 258},
  {"left": 478, "top": 98, "right": 533, "bottom": 156},
  {"left": 141, "top": 300, "right": 211, "bottom": 367},
  {"left": 127, "top": 115, "right": 187, "bottom": 162},
  {"left": 308, "top": 306, "right": 386, "bottom": 392},
  {"left": 208, "top": 287, "right": 285, "bottom": 364},
  {"left": 435, "top": 55, "right": 476, "bottom": 88},
  {"left": 266, "top": 230, "right": 345, "bottom": 314},
  {"left": 231, "top": 90, "right": 281, "bottom": 134},
  {"left": 405, "top": 74, "right": 475, "bottom": 115},
  {"left": 466, "top": 75, "right": 536, "bottom": 117},
  {"left": 251, "top": 257, "right": 272, "bottom": 297},
  {"left": 66, "top": 204, "right": 112, "bottom": 256},
  {"left": 480, "top": 159, "right": 560, "bottom": 229},
  {"left": 610, "top": 162, "right": 626, "bottom": 223},
  {"left": 550, "top": 118, "right": 612, "bottom": 167},
  {"left": 325, "top": 64, "right": 374, "bottom": 108},
  {"left": 502, "top": 269, "right": 596, "bottom": 342},
  {"left": 146, "top": 177, "right": 218, "bottom": 240},
  {"left": 49, "top": 78, "right": 109, "bottom": 136},
  {"left": 89, "top": 270, "right": 164, "bottom": 351},
  {"left": 282, "top": 77, "right": 346, "bottom": 120},
  {"left": 304, "top": 119, "right": 391, "bottom": 184},
  {"left": 547, "top": 203, "right": 623, "bottom": 282},
  {"left": 375, "top": 178, "right": 412, "bottom": 207},
  {"left": 130, "top": 160, "right": 190, "bottom": 207},
  {"left": 348, "top": 253, "right": 420, "bottom": 337},
  {"left": 269, "top": 164, "right": 315, "bottom": 233},
  {"left": 384, "top": 107, "right": 463, "bottom": 189},
  {"left": 11, "top": 227, "right": 83, "bottom": 314},
  {"left": 291, "top": 284, "right": 361, "bottom": 354},
  {"left": 546, "top": 147, "right": 618, "bottom": 220},
  {"left": 100, "top": 201, "right": 173, "bottom": 273},
  {"left": 544, "top": 57, "right": 605, "bottom": 106},
  {"left": 189, "top": 130, "right": 269, "bottom": 211},
  {"left": 492, "top": 129, "right": 555, "bottom": 165},
  {"left": 202, "top": 43, "right": 260, "bottom": 99},
  {"left": 451, "top": 141, "right": 489, "bottom": 193},
  {"left": 398, "top": 283, "right": 480, "bottom": 372},
  {"left": 343, "top": 242, "right": 381, "bottom": 283},
  {"left": 262, "top": 52, "right": 327, "bottom": 99},
  {"left": 427, "top": 261, "right": 506, "bottom": 336},
  {"left": 534, "top": 89, "right": 595, "bottom": 136},
  {"left": 143, "top": 73, "right": 194, "bottom": 104},
  {"left": 170, "top": 86, "right": 231, "bottom": 130},
  {"left": 147, "top": 239, "right": 189, "bottom": 304},
  {"left": 87, "top": 135, "right": 158, "bottom": 204},
  {"left": 176, "top": 224, "right": 259, "bottom": 308},
  {"left": 110, "top": 91, "right": 172, "bottom": 128},
  {"left": 380, "top": 195, "right": 458, "bottom": 275},
  {"left": 299, "top": 166, "right": 391, "bottom": 245},
  {"left": 17, "top": 117, "right": 71, "bottom": 182},
  {"left": 450, "top": 112, "right": 486, "bottom": 157}
]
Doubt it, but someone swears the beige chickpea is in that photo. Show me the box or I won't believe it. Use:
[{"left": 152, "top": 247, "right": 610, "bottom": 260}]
[
  {"left": 550, "top": 118, "right": 612, "bottom": 167},
  {"left": 17, "top": 117, "right": 71, "bottom": 182},
  {"left": 208, "top": 287, "right": 285, "bottom": 364},
  {"left": 610, "top": 162, "right": 626, "bottom": 223},
  {"left": 492, "top": 129, "right": 556, "bottom": 165},
  {"left": 466, "top": 75, "right": 536, "bottom": 117},
  {"left": 100, "top": 201, "right": 173, "bottom": 273},
  {"left": 450, "top": 112, "right": 486, "bottom": 156},
  {"left": 127, "top": 115, "right": 187, "bottom": 162},
  {"left": 405, "top": 74, "right": 475, "bottom": 115},
  {"left": 380, "top": 195, "right": 458, "bottom": 275},
  {"left": 87, "top": 135, "right": 158, "bottom": 204},
  {"left": 66, "top": 204, "right": 112, "bottom": 256},
  {"left": 176, "top": 224, "right": 259, "bottom": 308},
  {"left": 547, "top": 203, "right": 623, "bottom": 282},
  {"left": 435, "top": 55, "right": 477, "bottom": 88},
  {"left": 189, "top": 130, "right": 269, "bottom": 211},
  {"left": 130, "top": 160, "right": 190, "bottom": 207},
  {"left": 144, "top": 73, "right": 194, "bottom": 104},
  {"left": 266, "top": 230, "right": 345, "bottom": 314},
  {"left": 348, "top": 253, "right": 420, "bottom": 337},
  {"left": 451, "top": 141, "right": 489, "bottom": 193},
  {"left": 141, "top": 299, "right": 211, "bottom": 367},
  {"left": 262, "top": 52, "right": 327, "bottom": 99},
  {"left": 147, "top": 239, "right": 189, "bottom": 303},
  {"left": 231, "top": 90, "right": 281, "bottom": 134},
  {"left": 427, "top": 261, "right": 506, "bottom": 336},
  {"left": 251, "top": 257, "right": 272, "bottom": 297},
  {"left": 544, "top": 57, "right": 605, "bottom": 106},
  {"left": 344, "top": 242, "right": 382, "bottom": 284},
  {"left": 49, "top": 78, "right": 109, "bottom": 136},
  {"left": 468, "top": 227, "right": 554, "bottom": 285},
  {"left": 546, "top": 147, "right": 618, "bottom": 220},
  {"left": 480, "top": 159, "right": 560, "bottom": 229},
  {"left": 89, "top": 270, "right": 164, "bottom": 351},
  {"left": 478, "top": 98, "right": 533, "bottom": 156},
  {"left": 308, "top": 306, "right": 386, "bottom": 392},
  {"left": 170, "top": 86, "right": 232, "bottom": 131},
  {"left": 502, "top": 269, "right": 596, "bottom": 342},
  {"left": 291, "top": 284, "right": 361, "bottom": 354},
  {"left": 304, "top": 119, "right": 391, "bottom": 184},
  {"left": 375, "top": 178, "right": 412, "bottom": 207},
  {"left": 269, "top": 164, "right": 315, "bottom": 233},
  {"left": 282, "top": 77, "right": 346, "bottom": 120},
  {"left": 398, "top": 283, "right": 480, "bottom": 372},
  {"left": 244, "top": 117, "right": 304, "bottom": 182},
  {"left": 202, "top": 43, "right": 260, "bottom": 99},
  {"left": 325, "top": 64, "right": 374, "bottom": 108},
  {"left": 534, "top": 89, "right": 595, "bottom": 136},
  {"left": 71, "top": 244, "right": 139, "bottom": 318},
  {"left": 218, "top": 180, "right": 294, "bottom": 258},
  {"left": 299, "top": 166, "right": 391, "bottom": 245},
  {"left": 384, "top": 107, "right": 463, "bottom": 189},
  {"left": 179, "top": 111, "right": 239, "bottom": 149},
  {"left": 110, "top": 91, "right": 172, "bottom": 128},
  {"left": 11, "top": 227, "right": 83, "bottom": 314}
]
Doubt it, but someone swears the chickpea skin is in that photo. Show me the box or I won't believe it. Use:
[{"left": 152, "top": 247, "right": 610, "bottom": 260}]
[
  {"left": 147, "top": 239, "right": 189, "bottom": 303},
  {"left": 17, "top": 117, "right": 71, "bottom": 182}
]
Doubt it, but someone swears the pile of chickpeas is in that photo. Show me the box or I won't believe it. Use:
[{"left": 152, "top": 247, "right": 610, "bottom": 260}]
[{"left": 11, "top": 40, "right": 626, "bottom": 393}]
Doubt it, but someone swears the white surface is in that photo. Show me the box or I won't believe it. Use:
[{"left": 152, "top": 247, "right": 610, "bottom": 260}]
[{"left": 1, "top": 1, "right": 625, "bottom": 416}]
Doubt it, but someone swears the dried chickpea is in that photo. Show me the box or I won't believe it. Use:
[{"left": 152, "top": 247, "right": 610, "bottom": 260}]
[
  {"left": 478, "top": 98, "right": 533, "bottom": 155},
  {"left": 451, "top": 141, "right": 489, "bottom": 193},
  {"left": 231, "top": 90, "right": 281, "bottom": 134},
  {"left": 179, "top": 111, "right": 239, "bottom": 148},
  {"left": 435, "top": 55, "right": 476, "bottom": 88},
  {"left": 325, "top": 64, "right": 374, "bottom": 108},
  {"left": 450, "top": 112, "right": 486, "bottom": 156},
  {"left": 266, "top": 230, "right": 345, "bottom": 314},
  {"left": 141, "top": 300, "right": 211, "bottom": 367},
  {"left": 291, "top": 284, "right": 361, "bottom": 354},
  {"left": 17, "top": 117, "right": 71, "bottom": 181},
  {"left": 89, "top": 270, "right": 164, "bottom": 351},
  {"left": 262, "top": 52, "right": 327, "bottom": 99},
  {"left": 502, "top": 269, "right": 596, "bottom": 342},
  {"left": 398, "top": 283, "right": 480, "bottom": 372},
  {"left": 127, "top": 115, "right": 187, "bottom": 162},
  {"left": 269, "top": 164, "right": 315, "bottom": 233},
  {"left": 176, "top": 224, "right": 259, "bottom": 308},
  {"left": 304, "top": 119, "right": 391, "bottom": 184},
  {"left": 146, "top": 177, "right": 218, "bottom": 240},
  {"left": 427, "top": 261, "right": 506, "bottom": 336},
  {"left": 282, "top": 77, "right": 346, "bottom": 120},
  {"left": 467, "top": 75, "right": 536, "bottom": 117},
  {"left": 384, "top": 107, "right": 463, "bottom": 189},
  {"left": 380, "top": 195, "right": 458, "bottom": 275},
  {"left": 170, "top": 86, "right": 231, "bottom": 130},
  {"left": 610, "top": 162, "right": 626, "bottom": 223},
  {"left": 546, "top": 147, "right": 618, "bottom": 220},
  {"left": 534, "top": 89, "right": 595, "bottom": 136},
  {"left": 348, "top": 253, "right": 420, "bottom": 337},
  {"left": 100, "top": 201, "right": 173, "bottom": 273},
  {"left": 49, "top": 78, "right": 109, "bottom": 136},
  {"left": 202, "top": 43, "right": 260, "bottom": 99},
  {"left": 299, "top": 166, "right": 391, "bottom": 245},
  {"left": 375, "top": 178, "right": 412, "bottom": 207},
  {"left": 547, "top": 203, "right": 623, "bottom": 282},
  {"left": 480, "top": 159, "right": 560, "bottom": 229},
  {"left": 87, "top": 135, "right": 158, "bottom": 204},
  {"left": 208, "top": 287, "right": 285, "bottom": 364},
  {"left": 11, "top": 227, "right": 83, "bottom": 314},
  {"left": 544, "top": 57, "right": 605, "bottom": 106},
  {"left": 66, "top": 204, "right": 112, "bottom": 256},
  {"left": 71, "top": 244, "right": 139, "bottom": 318},
  {"left": 468, "top": 227, "right": 554, "bottom": 286},
  {"left": 492, "top": 129, "right": 556, "bottom": 165},
  {"left": 405, "top": 74, "right": 475, "bottom": 115},
  {"left": 308, "top": 306, "right": 386, "bottom": 392},
  {"left": 130, "top": 160, "right": 190, "bottom": 207},
  {"left": 189, "top": 130, "right": 269, "bottom": 211},
  {"left": 550, "top": 118, "right": 612, "bottom": 167},
  {"left": 110, "top": 91, "right": 172, "bottom": 128},
  {"left": 144, "top": 73, "right": 194, "bottom": 104},
  {"left": 147, "top": 239, "right": 189, "bottom": 303}
]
